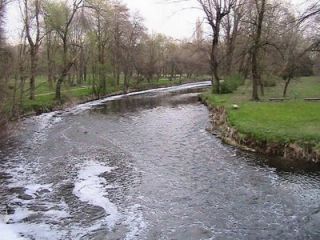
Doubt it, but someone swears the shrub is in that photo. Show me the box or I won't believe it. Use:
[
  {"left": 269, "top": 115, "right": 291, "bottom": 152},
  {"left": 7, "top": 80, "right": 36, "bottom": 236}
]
[
  {"left": 219, "top": 74, "right": 245, "bottom": 94},
  {"left": 262, "top": 74, "right": 278, "bottom": 87}
]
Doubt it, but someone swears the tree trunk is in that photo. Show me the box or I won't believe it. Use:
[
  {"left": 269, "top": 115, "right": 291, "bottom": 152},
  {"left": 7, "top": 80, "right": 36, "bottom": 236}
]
[
  {"left": 210, "top": 15, "right": 222, "bottom": 94},
  {"left": 84, "top": 64, "right": 87, "bottom": 82},
  {"left": 251, "top": 49, "right": 260, "bottom": 101},
  {"left": 78, "top": 47, "right": 85, "bottom": 86},
  {"left": 55, "top": 39, "right": 68, "bottom": 101},
  {"left": 123, "top": 72, "right": 128, "bottom": 93},
  {"left": 46, "top": 33, "right": 54, "bottom": 89},
  {"left": 98, "top": 44, "right": 106, "bottom": 93},
  {"left": 55, "top": 78, "right": 63, "bottom": 102},
  {"left": 11, "top": 74, "right": 19, "bottom": 117},
  {"left": 225, "top": 44, "right": 234, "bottom": 75},
  {"left": 283, "top": 77, "right": 291, "bottom": 97},
  {"left": 251, "top": 0, "right": 266, "bottom": 101},
  {"left": 116, "top": 68, "right": 120, "bottom": 86},
  {"left": 259, "top": 78, "right": 265, "bottom": 96},
  {"left": 29, "top": 49, "right": 37, "bottom": 100},
  {"left": 225, "top": 25, "right": 235, "bottom": 76},
  {"left": 19, "top": 76, "right": 25, "bottom": 109},
  {"left": 170, "top": 63, "right": 175, "bottom": 81},
  {"left": 211, "top": 35, "right": 220, "bottom": 94},
  {"left": 56, "top": 61, "right": 74, "bottom": 102}
]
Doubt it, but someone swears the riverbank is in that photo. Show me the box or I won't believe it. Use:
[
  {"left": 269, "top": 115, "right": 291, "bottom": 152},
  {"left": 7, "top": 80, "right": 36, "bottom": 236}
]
[
  {"left": 201, "top": 76, "right": 320, "bottom": 163},
  {"left": 3, "top": 77, "right": 208, "bottom": 122},
  {"left": 0, "top": 79, "right": 211, "bottom": 139},
  {"left": 3, "top": 80, "right": 320, "bottom": 239}
]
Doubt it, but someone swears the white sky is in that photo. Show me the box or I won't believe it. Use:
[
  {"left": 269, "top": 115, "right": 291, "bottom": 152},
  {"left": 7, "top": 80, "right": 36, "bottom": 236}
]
[
  {"left": 4, "top": 0, "right": 308, "bottom": 43},
  {"left": 123, "top": 0, "right": 201, "bottom": 39}
]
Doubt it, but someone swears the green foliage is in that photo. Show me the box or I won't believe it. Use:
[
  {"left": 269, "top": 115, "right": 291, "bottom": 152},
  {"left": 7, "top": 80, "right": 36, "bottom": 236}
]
[
  {"left": 22, "top": 95, "right": 56, "bottom": 114},
  {"left": 220, "top": 74, "right": 245, "bottom": 94},
  {"left": 263, "top": 74, "right": 278, "bottom": 87},
  {"left": 296, "top": 55, "right": 314, "bottom": 77},
  {"left": 44, "top": 1, "right": 70, "bottom": 31}
]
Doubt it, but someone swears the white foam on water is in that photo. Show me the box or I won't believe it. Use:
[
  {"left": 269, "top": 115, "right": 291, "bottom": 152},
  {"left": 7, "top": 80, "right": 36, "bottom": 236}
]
[
  {"left": 6, "top": 208, "right": 34, "bottom": 223},
  {"left": 24, "top": 184, "right": 53, "bottom": 198},
  {"left": 0, "top": 219, "right": 26, "bottom": 240},
  {"left": 35, "top": 112, "right": 61, "bottom": 131},
  {"left": 73, "top": 161, "right": 120, "bottom": 229},
  {"left": 9, "top": 223, "right": 67, "bottom": 240},
  {"left": 0, "top": 199, "right": 71, "bottom": 240},
  {"left": 66, "top": 81, "right": 212, "bottom": 115},
  {"left": 28, "top": 111, "right": 62, "bottom": 138},
  {"left": 19, "top": 111, "right": 63, "bottom": 147},
  {"left": 67, "top": 95, "right": 124, "bottom": 115},
  {"left": 1, "top": 175, "right": 70, "bottom": 239},
  {"left": 125, "top": 204, "right": 147, "bottom": 240},
  {"left": 44, "top": 209, "right": 69, "bottom": 219}
]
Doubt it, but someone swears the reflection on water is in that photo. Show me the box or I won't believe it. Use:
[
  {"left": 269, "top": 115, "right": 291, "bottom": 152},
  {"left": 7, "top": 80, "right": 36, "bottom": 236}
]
[{"left": 0, "top": 82, "right": 320, "bottom": 240}]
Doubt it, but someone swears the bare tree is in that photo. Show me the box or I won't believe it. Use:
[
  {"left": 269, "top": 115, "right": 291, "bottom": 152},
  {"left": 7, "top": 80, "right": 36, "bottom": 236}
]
[
  {"left": 45, "top": 0, "right": 83, "bottom": 102},
  {"left": 197, "top": 0, "right": 237, "bottom": 93},
  {"left": 222, "top": 0, "right": 245, "bottom": 75},
  {"left": 250, "top": 0, "right": 266, "bottom": 101},
  {"left": 121, "top": 12, "right": 145, "bottom": 93},
  {"left": 0, "top": 0, "right": 10, "bottom": 124},
  {"left": 0, "top": 0, "right": 5, "bottom": 45},
  {"left": 22, "top": 0, "right": 43, "bottom": 100},
  {"left": 44, "top": 19, "right": 56, "bottom": 89},
  {"left": 110, "top": 2, "right": 129, "bottom": 87},
  {"left": 299, "top": 1, "right": 320, "bottom": 23},
  {"left": 88, "top": 0, "right": 112, "bottom": 95}
]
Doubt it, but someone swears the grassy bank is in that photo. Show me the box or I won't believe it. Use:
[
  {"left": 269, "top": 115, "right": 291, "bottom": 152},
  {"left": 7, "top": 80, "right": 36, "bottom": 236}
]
[
  {"left": 7, "top": 75, "right": 207, "bottom": 117},
  {"left": 201, "top": 76, "right": 320, "bottom": 157}
]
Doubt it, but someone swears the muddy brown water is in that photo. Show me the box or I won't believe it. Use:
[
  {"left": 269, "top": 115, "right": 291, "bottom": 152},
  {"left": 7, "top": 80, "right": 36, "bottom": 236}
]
[{"left": 0, "top": 81, "right": 320, "bottom": 240}]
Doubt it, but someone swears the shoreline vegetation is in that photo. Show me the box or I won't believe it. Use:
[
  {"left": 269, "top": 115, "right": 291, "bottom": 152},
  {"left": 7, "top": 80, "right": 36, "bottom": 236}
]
[
  {"left": 1, "top": 0, "right": 320, "bottom": 162},
  {"left": 0, "top": 76, "right": 208, "bottom": 124},
  {"left": 1, "top": 75, "right": 319, "bottom": 164},
  {"left": 200, "top": 76, "right": 320, "bottom": 163},
  {"left": 0, "top": 77, "right": 208, "bottom": 140}
]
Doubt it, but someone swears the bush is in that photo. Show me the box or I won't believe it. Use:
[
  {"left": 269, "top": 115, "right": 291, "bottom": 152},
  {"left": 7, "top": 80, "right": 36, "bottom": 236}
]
[
  {"left": 262, "top": 74, "right": 278, "bottom": 87},
  {"left": 219, "top": 74, "right": 245, "bottom": 94},
  {"left": 264, "top": 79, "right": 277, "bottom": 87}
]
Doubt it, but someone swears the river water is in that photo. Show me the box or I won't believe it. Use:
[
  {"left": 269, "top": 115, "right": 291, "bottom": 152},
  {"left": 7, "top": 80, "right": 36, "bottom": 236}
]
[{"left": 0, "top": 82, "right": 320, "bottom": 240}]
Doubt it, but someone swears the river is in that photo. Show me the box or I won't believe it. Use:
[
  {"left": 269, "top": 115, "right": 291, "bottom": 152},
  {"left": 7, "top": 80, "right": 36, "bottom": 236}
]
[{"left": 0, "top": 81, "right": 320, "bottom": 240}]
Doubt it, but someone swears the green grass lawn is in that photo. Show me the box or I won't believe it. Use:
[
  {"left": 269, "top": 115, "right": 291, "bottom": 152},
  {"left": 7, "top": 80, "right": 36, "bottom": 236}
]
[{"left": 202, "top": 76, "right": 320, "bottom": 145}]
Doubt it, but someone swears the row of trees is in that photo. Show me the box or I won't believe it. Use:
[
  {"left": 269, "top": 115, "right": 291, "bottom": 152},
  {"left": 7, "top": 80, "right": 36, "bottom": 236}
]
[
  {"left": 0, "top": 0, "right": 210, "bottom": 120},
  {"left": 0, "top": 0, "right": 11, "bottom": 124},
  {"left": 193, "top": 0, "right": 320, "bottom": 99},
  {"left": 0, "top": 0, "right": 320, "bottom": 122}
]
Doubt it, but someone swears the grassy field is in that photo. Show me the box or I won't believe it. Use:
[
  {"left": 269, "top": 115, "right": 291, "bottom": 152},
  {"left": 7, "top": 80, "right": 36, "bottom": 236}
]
[{"left": 202, "top": 76, "right": 320, "bottom": 145}]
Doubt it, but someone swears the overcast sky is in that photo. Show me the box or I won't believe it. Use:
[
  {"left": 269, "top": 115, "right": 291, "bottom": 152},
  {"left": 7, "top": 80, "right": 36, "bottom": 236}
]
[
  {"left": 4, "top": 0, "right": 307, "bottom": 43},
  {"left": 123, "top": 0, "right": 201, "bottom": 39}
]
